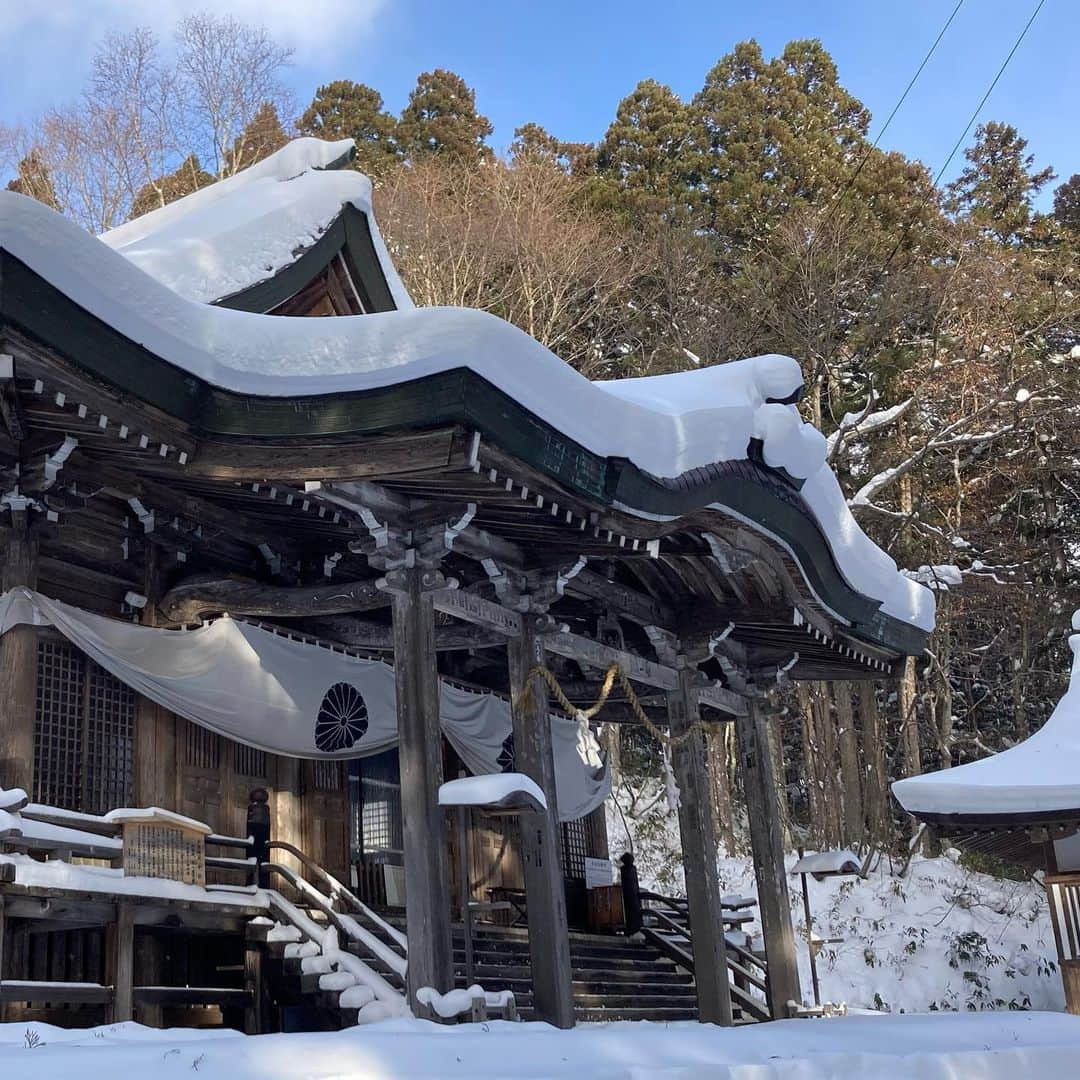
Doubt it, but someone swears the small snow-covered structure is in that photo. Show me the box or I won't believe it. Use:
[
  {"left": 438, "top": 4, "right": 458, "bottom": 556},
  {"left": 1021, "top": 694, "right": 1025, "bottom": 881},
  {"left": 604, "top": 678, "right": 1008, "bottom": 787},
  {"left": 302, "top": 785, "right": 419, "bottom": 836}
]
[
  {"left": 894, "top": 611, "right": 1080, "bottom": 1015},
  {"left": 0, "top": 135, "right": 935, "bottom": 1032},
  {"left": 894, "top": 610, "right": 1080, "bottom": 838}
]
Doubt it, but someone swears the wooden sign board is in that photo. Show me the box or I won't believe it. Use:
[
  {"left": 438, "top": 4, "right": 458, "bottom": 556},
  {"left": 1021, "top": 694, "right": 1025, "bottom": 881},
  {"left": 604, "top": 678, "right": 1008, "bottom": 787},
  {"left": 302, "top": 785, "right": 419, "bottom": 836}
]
[
  {"left": 584, "top": 856, "right": 615, "bottom": 890},
  {"left": 115, "top": 808, "right": 210, "bottom": 886}
]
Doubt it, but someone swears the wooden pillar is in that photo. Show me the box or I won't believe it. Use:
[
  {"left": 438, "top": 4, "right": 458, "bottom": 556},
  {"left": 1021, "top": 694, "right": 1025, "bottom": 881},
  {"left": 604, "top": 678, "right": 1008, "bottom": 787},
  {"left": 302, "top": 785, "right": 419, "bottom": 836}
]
[
  {"left": 244, "top": 928, "right": 266, "bottom": 1034},
  {"left": 134, "top": 545, "right": 177, "bottom": 810},
  {"left": 273, "top": 755, "right": 304, "bottom": 872},
  {"left": 507, "top": 616, "right": 574, "bottom": 1029},
  {"left": 735, "top": 699, "right": 801, "bottom": 1018},
  {"left": 388, "top": 564, "right": 453, "bottom": 1006},
  {"left": 134, "top": 930, "right": 163, "bottom": 1028},
  {"left": 0, "top": 509, "right": 38, "bottom": 795},
  {"left": 0, "top": 892, "right": 6, "bottom": 1024},
  {"left": 111, "top": 901, "right": 135, "bottom": 1022},
  {"left": 667, "top": 665, "right": 733, "bottom": 1026}
]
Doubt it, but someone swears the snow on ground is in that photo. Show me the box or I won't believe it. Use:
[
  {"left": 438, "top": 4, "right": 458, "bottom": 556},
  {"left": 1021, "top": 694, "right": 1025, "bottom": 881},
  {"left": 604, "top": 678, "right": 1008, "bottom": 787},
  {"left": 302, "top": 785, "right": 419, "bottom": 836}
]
[
  {"left": 607, "top": 791, "right": 1063, "bottom": 1014},
  {"left": 2, "top": 1013, "right": 1080, "bottom": 1079}
]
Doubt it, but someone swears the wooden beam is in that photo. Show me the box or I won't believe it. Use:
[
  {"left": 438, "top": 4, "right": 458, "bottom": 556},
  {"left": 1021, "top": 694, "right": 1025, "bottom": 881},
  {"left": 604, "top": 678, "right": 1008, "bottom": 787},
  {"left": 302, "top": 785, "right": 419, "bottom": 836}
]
[
  {"left": 432, "top": 588, "right": 523, "bottom": 637},
  {"left": 159, "top": 575, "right": 389, "bottom": 623},
  {"left": 508, "top": 615, "right": 575, "bottom": 1029},
  {"left": 667, "top": 665, "right": 733, "bottom": 1026},
  {"left": 565, "top": 569, "right": 675, "bottom": 627},
  {"left": 698, "top": 683, "right": 749, "bottom": 717},
  {"left": 544, "top": 629, "right": 678, "bottom": 690},
  {"left": 306, "top": 614, "right": 506, "bottom": 652},
  {"left": 183, "top": 429, "right": 459, "bottom": 482},
  {"left": 387, "top": 565, "right": 454, "bottom": 1005},
  {"left": 735, "top": 699, "right": 801, "bottom": 1018}
]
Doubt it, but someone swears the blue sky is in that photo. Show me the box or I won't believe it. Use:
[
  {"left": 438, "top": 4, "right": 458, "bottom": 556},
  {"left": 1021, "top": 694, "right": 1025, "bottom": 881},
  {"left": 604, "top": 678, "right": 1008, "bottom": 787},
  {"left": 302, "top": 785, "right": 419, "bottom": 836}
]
[{"left": 1, "top": 0, "right": 1073, "bottom": 205}]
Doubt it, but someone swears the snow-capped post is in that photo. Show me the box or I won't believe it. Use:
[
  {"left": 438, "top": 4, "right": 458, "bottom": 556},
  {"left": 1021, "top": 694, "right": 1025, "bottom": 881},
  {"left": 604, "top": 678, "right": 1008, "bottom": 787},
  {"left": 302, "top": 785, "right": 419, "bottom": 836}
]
[
  {"left": 508, "top": 612, "right": 575, "bottom": 1029},
  {"left": 0, "top": 501, "right": 38, "bottom": 796},
  {"left": 384, "top": 561, "right": 455, "bottom": 1011},
  {"left": 667, "top": 659, "right": 734, "bottom": 1026},
  {"left": 735, "top": 698, "right": 801, "bottom": 1017}
]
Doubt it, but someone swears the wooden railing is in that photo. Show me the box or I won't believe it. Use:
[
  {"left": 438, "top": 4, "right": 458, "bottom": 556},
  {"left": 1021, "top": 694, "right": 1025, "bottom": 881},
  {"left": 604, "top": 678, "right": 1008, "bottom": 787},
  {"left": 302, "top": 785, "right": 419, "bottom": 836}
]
[{"left": 639, "top": 891, "right": 771, "bottom": 1023}]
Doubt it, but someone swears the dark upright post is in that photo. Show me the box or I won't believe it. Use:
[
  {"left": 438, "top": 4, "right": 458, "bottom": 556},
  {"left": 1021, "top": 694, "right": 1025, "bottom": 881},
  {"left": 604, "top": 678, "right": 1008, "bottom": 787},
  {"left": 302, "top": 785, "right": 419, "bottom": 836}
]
[
  {"left": 388, "top": 564, "right": 453, "bottom": 1008},
  {"left": 735, "top": 698, "right": 801, "bottom": 1018},
  {"left": 111, "top": 901, "right": 135, "bottom": 1022},
  {"left": 507, "top": 616, "right": 575, "bottom": 1029},
  {"left": 620, "top": 853, "right": 642, "bottom": 936},
  {"left": 0, "top": 508, "right": 37, "bottom": 795},
  {"left": 667, "top": 664, "right": 733, "bottom": 1026},
  {"left": 247, "top": 787, "right": 271, "bottom": 889},
  {"left": 244, "top": 927, "right": 266, "bottom": 1034}
]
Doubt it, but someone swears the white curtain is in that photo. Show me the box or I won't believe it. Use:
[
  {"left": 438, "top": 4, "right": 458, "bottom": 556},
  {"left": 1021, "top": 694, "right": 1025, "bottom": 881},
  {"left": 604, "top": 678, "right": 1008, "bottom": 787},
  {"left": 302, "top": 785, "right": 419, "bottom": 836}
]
[{"left": 0, "top": 588, "right": 608, "bottom": 821}]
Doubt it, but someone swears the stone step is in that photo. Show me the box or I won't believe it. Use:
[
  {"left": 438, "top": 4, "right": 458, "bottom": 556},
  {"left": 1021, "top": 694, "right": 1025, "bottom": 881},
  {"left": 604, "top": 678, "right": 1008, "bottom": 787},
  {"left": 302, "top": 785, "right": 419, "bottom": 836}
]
[
  {"left": 518, "top": 1006, "right": 699, "bottom": 1023},
  {"left": 451, "top": 941, "right": 669, "bottom": 967},
  {"left": 455, "top": 965, "right": 692, "bottom": 987}
]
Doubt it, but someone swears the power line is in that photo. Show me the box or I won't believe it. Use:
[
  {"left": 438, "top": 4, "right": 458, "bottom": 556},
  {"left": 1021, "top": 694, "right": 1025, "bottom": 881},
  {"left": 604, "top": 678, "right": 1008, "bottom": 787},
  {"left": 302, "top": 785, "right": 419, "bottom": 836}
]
[
  {"left": 934, "top": 0, "right": 1047, "bottom": 187},
  {"left": 747, "top": 2, "right": 965, "bottom": 342},
  {"left": 871, "top": 0, "right": 1049, "bottom": 280},
  {"left": 754, "top": 0, "right": 1047, "bottom": 352},
  {"left": 825, "top": 0, "right": 965, "bottom": 225}
]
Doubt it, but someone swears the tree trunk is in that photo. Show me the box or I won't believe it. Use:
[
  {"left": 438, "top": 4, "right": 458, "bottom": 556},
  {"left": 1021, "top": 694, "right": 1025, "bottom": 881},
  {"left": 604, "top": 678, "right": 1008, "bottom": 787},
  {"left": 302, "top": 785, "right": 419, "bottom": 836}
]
[
  {"left": 796, "top": 683, "right": 825, "bottom": 848},
  {"left": 833, "top": 682, "right": 863, "bottom": 847},
  {"left": 898, "top": 656, "right": 921, "bottom": 779},
  {"left": 857, "top": 682, "right": 889, "bottom": 847}
]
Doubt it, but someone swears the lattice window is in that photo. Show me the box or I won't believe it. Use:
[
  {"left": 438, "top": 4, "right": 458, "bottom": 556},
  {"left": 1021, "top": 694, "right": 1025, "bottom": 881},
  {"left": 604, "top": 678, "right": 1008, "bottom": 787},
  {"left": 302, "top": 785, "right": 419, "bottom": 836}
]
[
  {"left": 84, "top": 661, "right": 136, "bottom": 814},
  {"left": 560, "top": 818, "right": 588, "bottom": 881},
  {"left": 313, "top": 759, "right": 343, "bottom": 792},
  {"left": 184, "top": 724, "right": 220, "bottom": 770},
  {"left": 360, "top": 778, "right": 403, "bottom": 859},
  {"left": 233, "top": 742, "right": 267, "bottom": 778},
  {"left": 33, "top": 639, "right": 135, "bottom": 813}
]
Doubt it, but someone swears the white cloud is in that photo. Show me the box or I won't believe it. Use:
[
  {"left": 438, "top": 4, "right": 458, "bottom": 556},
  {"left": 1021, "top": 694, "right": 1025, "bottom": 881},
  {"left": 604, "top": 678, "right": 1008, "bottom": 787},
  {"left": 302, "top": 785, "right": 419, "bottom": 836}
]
[{"left": 3, "top": 0, "right": 386, "bottom": 62}]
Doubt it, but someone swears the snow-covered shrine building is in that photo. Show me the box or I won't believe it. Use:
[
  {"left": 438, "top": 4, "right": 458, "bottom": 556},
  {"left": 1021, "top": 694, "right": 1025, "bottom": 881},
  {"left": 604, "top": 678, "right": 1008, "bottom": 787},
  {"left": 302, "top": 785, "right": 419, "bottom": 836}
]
[
  {"left": 895, "top": 611, "right": 1080, "bottom": 1014},
  {"left": 0, "top": 139, "right": 934, "bottom": 1031}
]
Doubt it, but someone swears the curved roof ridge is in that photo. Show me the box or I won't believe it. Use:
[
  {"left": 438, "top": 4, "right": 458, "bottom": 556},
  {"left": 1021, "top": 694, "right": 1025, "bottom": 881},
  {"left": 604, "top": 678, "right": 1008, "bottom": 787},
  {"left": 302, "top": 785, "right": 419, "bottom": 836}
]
[
  {"left": 0, "top": 187, "right": 933, "bottom": 636},
  {"left": 97, "top": 137, "right": 412, "bottom": 310}
]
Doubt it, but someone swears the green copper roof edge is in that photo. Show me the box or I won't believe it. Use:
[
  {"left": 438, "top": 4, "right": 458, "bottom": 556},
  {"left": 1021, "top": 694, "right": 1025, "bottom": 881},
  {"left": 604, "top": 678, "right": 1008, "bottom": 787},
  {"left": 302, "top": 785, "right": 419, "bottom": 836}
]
[
  {"left": 213, "top": 205, "right": 396, "bottom": 314},
  {"left": 0, "top": 251, "right": 927, "bottom": 655}
]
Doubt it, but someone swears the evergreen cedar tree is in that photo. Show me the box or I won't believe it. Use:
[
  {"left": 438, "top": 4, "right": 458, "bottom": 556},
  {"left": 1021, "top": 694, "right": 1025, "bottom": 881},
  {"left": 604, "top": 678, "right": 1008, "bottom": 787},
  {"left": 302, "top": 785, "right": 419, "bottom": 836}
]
[
  {"left": 297, "top": 80, "right": 400, "bottom": 180},
  {"left": 396, "top": 68, "right": 493, "bottom": 163},
  {"left": 1054, "top": 174, "right": 1080, "bottom": 235},
  {"left": 5, "top": 148, "right": 60, "bottom": 211},
  {"left": 948, "top": 121, "right": 1056, "bottom": 244},
  {"left": 130, "top": 154, "right": 215, "bottom": 220}
]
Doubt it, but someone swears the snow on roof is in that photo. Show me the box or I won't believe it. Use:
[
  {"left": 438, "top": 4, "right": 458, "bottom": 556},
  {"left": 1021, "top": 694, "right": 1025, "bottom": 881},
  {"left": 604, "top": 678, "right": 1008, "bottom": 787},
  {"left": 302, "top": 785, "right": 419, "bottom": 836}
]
[
  {"left": 0, "top": 852, "right": 266, "bottom": 906},
  {"left": 0, "top": 786, "right": 27, "bottom": 812},
  {"left": 791, "top": 850, "right": 862, "bottom": 877},
  {"left": 0, "top": 171, "right": 933, "bottom": 635},
  {"left": 439, "top": 773, "right": 547, "bottom": 811},
  {"left": 100, "top": 137, "right": 412, "bottom": 309},
  {"left": 894, "top": 612, "right": 1080, "bottom": 818},
  {"left": 103, "top": 806, "right": 212, "bottom": 834}
]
